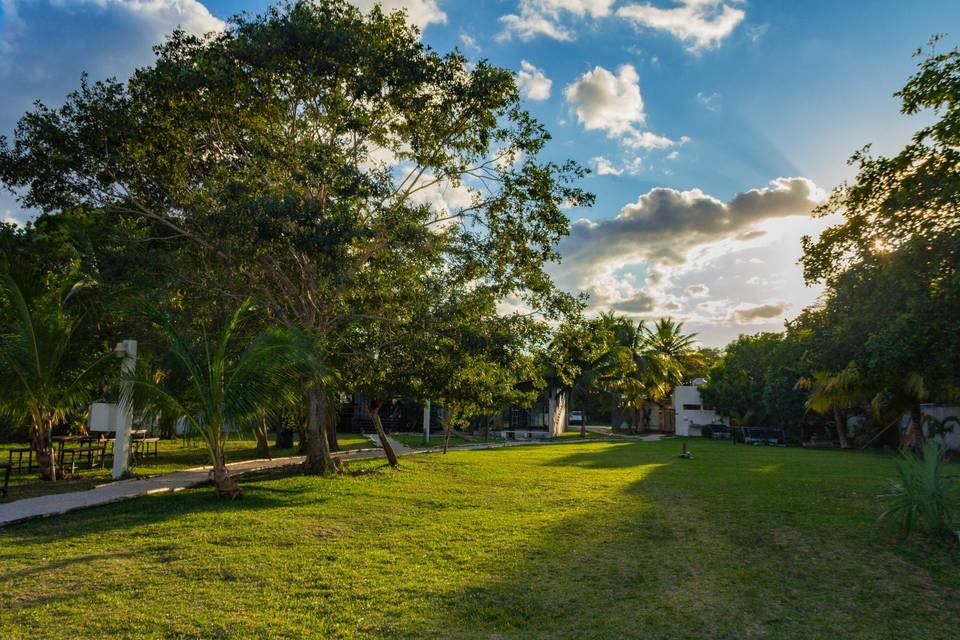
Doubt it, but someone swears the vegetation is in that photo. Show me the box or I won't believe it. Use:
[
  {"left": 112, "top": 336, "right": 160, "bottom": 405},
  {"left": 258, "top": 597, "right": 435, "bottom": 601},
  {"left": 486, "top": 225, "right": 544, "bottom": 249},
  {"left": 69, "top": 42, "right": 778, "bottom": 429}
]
[
  {"left": 1, "top": 440, "right": 959, "bottom": 638},
  {"left": 0, "top": 272, "right": 117, "bottom": 480},
  {"left": 880, "top": 440, "right": 959, "bottom": 541},
  {"left": 127, "top": 300, "right": 319, "bottom": 497},
  {"left": 702, "top": 40, "right": 960, "bottom": 455}
]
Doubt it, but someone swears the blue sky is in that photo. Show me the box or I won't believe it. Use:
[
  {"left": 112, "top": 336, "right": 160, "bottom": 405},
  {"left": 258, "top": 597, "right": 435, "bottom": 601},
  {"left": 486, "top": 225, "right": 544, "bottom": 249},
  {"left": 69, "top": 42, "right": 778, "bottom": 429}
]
[{"left": 1, "top": 1, "right": 958, "bottom": 345}]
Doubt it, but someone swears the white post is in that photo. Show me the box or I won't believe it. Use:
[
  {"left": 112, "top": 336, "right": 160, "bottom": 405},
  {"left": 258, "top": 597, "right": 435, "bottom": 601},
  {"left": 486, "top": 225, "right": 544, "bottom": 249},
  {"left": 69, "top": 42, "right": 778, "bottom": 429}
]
[
  {"left": 112, "top": 339, "right": 137, "bottom": 480},
  {"left": 423, "top": 400, "right": 431, "bottom": 444}
]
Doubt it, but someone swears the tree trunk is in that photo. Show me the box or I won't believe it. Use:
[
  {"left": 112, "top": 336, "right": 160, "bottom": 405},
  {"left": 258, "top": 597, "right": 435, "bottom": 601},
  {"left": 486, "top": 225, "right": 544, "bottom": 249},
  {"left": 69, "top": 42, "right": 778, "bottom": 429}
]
[
  {"left": 304, "top": 385, "right": 338, "bottom": 474},
  {"left": 901, "top": 402, "right": 925, "bottom": 451},
  {"left": 325, "top": 394, "right": 340, "bottom": 453},
  {"left": 32, "top": 422, "right": 58, "bottom": 481},
  {"left": 254, "top": 418, "right": 271, "bottom": 459},
  {"left": 297, "top": 424, "right": 308, "bottom": 454},
  {"left": 834, "top": 405, "right": 850, "bottom": 449},
  {"left": 213, "top": 459, "right": 241, "bottom": 499},
  {"left": 442, "top": 409, "right": 452, "bottom": 454},
  {"left": 370, "top": 401, "right": 399, "bottom": 467}
]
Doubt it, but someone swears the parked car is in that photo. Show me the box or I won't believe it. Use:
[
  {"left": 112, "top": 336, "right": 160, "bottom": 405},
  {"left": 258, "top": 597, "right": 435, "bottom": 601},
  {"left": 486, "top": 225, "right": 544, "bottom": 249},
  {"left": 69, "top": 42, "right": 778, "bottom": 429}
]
[{"left": 569, "top": 410, "right": 585, "bottom": 426}]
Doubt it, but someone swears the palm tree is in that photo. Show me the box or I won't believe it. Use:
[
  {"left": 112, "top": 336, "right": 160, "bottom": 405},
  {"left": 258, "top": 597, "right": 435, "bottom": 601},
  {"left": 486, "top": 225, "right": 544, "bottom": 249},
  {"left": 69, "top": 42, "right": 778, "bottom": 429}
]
[
  {"left": 644, "top": 318, "right": 704, "bottom": 381},
  {"left": 795, "top": 362, "right": 864, "bottom": 449},
  {"left": 126, "top": 299, "right": 320, "bottom": 498},
  {"left": 0, "top": 272, "right": 117, "bottom": 480}
]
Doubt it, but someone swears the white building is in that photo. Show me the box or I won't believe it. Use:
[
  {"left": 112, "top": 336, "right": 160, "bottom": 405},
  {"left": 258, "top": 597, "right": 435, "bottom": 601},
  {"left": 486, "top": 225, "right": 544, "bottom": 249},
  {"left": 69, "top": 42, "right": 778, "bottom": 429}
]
[{"left": 672, "top": 378, "right": 728, "bottom": 437}]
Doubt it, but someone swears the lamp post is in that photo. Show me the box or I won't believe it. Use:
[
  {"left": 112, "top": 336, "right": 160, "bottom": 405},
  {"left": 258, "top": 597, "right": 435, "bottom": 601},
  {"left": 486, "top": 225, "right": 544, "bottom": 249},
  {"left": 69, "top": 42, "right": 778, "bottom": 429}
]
[
  {"left": 112, "top": 340, "right": 137, "bottom": 480},
  {"left": 423, "top": 400, "right": 431, "bottom": 445}
]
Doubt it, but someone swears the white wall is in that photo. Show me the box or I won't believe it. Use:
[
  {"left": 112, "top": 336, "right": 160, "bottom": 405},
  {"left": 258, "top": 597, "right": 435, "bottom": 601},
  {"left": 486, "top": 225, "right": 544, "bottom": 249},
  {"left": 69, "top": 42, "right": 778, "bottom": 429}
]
[{"left": 672, "top": 380, "right": 728, "bottom": 437}]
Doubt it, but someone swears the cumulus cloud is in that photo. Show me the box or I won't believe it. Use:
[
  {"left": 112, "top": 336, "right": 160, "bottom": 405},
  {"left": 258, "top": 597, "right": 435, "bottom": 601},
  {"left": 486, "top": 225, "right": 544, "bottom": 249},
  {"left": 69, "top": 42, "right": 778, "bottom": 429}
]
[
  {"left": 350, "top": 0, "right": 447, "bottom": 30},
  {"left": 564, "top": 64, "right": 681, "bottom": 154},
  {"left": 498, "top": 0, "right": 614, "bottom": 42},
  {"left": 611, "top": 292, "right": 655, "bottom": 313},
  {"left": 730, "top": 302, "right": 791, "bottom": 323},
  {"left": 516, "top": 60, "right": 552, "bottom": 101},
  {"left": 591, "top": 156, "right": 623, "bottom": 176},
  {"left": 617, "top": 0, "right": 745, "bottom": 51},
  {"left": 565, "top": 64, "right": 645, "bottom": 135},
  {"left": 548, "top": 177, "right": 824, "bottom": 319}
]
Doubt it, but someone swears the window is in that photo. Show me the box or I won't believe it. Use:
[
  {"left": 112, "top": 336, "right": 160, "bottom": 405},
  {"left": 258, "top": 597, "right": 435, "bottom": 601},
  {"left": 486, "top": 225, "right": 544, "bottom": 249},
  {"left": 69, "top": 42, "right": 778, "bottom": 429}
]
[{"left": 682, "top": 404, "right": 702, "bottom": 411}]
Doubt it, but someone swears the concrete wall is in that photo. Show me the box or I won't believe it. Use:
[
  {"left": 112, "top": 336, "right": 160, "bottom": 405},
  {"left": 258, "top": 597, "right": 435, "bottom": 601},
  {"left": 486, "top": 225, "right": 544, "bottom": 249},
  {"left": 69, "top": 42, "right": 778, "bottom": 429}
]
[{"left": 672, "top": 381, "right": 728, "bottom": 437}]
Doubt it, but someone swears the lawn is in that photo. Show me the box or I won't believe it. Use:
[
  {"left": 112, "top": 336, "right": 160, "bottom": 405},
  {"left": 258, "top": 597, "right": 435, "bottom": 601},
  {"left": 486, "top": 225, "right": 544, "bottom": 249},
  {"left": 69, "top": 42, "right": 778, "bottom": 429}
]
[
  {"left": 391, "top": 433, "right": 483, "bottom": 448},
  {"left": 0, "top": 433, "right": 377, "bottom": 502},
  {"left": 1, "top": 440, "right": 958, "bottom": 639}
]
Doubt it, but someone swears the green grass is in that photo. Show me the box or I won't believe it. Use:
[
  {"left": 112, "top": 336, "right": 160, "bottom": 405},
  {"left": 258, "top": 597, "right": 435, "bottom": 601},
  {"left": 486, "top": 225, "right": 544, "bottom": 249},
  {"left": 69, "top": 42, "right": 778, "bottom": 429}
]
[
  {"left": 0, "top": 434, "right": 376, "bottom": 502},
  {"left": 391, "top": 433, "right": 477, "bottom": 448},
  {"left": 1, "top": 440, "right": 959, "bottom": 638}
]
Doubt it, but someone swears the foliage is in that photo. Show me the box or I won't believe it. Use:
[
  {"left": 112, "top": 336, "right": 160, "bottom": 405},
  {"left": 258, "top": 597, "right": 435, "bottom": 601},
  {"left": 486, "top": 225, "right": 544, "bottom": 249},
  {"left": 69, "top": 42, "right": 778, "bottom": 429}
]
[
  {"left": 0, "top": 270, "right": 117, "bottom": 480},
  {"left": 125, "top": 299, "right": 320, "bottom": 497},
  {"left": 879, "top": 440, "right": 959, "bottom": 541}
]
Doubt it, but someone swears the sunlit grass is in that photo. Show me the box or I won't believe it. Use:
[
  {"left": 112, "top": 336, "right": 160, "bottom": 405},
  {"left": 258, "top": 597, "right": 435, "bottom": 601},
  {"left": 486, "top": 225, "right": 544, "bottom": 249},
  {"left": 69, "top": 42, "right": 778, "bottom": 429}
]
[{"left": 1, "top": 440, "right": 958, "bottom": 638}]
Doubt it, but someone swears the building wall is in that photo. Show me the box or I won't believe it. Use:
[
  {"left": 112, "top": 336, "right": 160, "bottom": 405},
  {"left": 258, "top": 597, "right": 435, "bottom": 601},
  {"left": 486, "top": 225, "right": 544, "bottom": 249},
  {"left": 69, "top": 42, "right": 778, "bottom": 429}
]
[{"left": 672, "top": 380, "right": 728, "bottom": 437}]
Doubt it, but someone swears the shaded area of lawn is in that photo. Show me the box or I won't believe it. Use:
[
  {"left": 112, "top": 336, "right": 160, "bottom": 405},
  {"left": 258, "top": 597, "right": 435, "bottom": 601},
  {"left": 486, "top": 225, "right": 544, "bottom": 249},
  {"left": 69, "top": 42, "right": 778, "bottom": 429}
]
[
  {"left": 1, "top": 441, "right": 958, "bottom": 638},
  {"left": 0, "top": 433, "right": 376, "bottom": 502}
]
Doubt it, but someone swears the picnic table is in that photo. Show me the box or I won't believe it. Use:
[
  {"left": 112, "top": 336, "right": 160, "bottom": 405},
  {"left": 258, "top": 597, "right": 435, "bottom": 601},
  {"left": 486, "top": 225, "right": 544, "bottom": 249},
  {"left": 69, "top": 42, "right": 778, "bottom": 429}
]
[{"left": 53, "top": 435, "right": 106, "bottom": 471}]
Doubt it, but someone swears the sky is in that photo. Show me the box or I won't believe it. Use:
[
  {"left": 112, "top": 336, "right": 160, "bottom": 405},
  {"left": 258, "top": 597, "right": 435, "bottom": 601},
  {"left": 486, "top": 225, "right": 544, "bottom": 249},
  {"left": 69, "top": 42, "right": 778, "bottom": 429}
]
[{"left": 1, "top": 0, "right": 958, "bottom": 346}]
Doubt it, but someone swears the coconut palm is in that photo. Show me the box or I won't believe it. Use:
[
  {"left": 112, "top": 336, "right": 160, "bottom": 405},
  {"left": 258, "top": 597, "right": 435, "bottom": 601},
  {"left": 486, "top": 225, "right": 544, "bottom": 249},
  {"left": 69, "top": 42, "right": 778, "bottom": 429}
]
[
  {"left": 644, "top": 318, "right": 704, "bottom": 381},
  {"left": 795, "top": 361, "right": 864, "bottom": 449},
  {"left": 126, "top": 299, "right": 321, "bottom": 498},
  {"left": 0, "top": 272, "right": 117, "bottom": 480}
]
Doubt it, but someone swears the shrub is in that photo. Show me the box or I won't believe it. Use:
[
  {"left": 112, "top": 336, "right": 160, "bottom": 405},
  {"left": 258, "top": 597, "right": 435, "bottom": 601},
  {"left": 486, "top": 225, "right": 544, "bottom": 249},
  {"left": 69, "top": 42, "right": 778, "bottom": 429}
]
[
  {"left": 878, "top": 440, "right": 959, "bottom": 541},
  {"left": 701, "top": 425, "right": 714, "bottom": 439}
]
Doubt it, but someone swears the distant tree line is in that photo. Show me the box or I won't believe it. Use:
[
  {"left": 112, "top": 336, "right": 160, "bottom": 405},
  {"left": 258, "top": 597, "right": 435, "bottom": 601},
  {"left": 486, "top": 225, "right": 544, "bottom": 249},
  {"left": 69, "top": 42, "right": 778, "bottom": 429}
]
[{"left": 702, "top": 37, "right": 960, "bottom": 450}]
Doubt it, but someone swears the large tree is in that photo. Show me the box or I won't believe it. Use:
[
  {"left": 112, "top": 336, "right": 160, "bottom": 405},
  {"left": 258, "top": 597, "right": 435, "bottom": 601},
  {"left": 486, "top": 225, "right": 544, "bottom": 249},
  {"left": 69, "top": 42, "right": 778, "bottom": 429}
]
[
  {"left": 801, "top": 38, "right": 960, "bottom": 447},
  {"left": 0, "top": 0, "right": 590, "bottom": 473}
]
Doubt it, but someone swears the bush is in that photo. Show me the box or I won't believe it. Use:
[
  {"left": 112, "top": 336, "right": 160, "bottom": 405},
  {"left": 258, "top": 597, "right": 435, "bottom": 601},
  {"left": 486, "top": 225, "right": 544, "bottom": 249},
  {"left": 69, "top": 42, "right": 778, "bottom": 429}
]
[
  {"left": 879, "top": 440, "right": 959, "bottom": 541},
  {"left": 701, "top": 425, "right": 714, "bottom": 439}
]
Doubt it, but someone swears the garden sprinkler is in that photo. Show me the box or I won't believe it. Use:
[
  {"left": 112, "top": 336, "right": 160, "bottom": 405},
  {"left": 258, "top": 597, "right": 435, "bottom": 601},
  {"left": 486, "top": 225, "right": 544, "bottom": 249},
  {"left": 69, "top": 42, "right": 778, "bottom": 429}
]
[{"left": 680, "top": 442, "right": 693, "bottom": 459}]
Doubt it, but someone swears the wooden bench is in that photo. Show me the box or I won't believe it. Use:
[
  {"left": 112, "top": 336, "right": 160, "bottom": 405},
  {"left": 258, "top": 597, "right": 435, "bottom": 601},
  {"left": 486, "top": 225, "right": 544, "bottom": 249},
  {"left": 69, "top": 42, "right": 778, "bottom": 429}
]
[
  {"left": 1, "top": 463, "right": 11, "bottom": 499},
  {"left": 6, "top": 447, "right": 34, "bottom": 473}
]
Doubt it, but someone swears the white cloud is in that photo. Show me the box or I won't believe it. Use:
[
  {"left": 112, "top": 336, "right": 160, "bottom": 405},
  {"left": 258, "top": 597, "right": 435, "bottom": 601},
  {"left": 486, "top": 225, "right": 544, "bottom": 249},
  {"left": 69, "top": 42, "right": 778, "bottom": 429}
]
[
  {"left": 548, "top": 177, "right": 825, "bottom": 323},
  {"left": 498, "top": 0, "right": 614, "bottom": 42},
  {"left": 624, "top": 130, "right": 676, "bottom": 150},
  {"left": 591, "top": 156, "right": 623, "bottom": 176},
  {"left": 516, "top": 60, "right": 552, "bottom": 101},
  {"left": 617, "top": 0, "right": 745, "bottom": 52},
  {"left": 565, "top": 64, "right": 682, "bottom": 154},
  {"left": 565, "top": 64, "right": 645, "bottom": 135},
  {"left": 665, "top": 150, "right": 680, "bottom": 160},
  {"left": 350, "top": 0, "right": 447, "bottom": 30},
  {"left": 459, "top": 32, "right": 480, "bottom": 52},
  {"left": 696, "top": 91, "right": 720, "bottom": 111}
]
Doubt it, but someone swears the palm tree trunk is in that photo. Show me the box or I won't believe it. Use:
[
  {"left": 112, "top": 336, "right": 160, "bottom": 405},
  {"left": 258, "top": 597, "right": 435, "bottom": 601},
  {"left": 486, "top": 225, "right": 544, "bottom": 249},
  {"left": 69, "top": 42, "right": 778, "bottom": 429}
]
[
  {"left": 901, "top": 402, "right": 925, "bottom": 451},
  {"left": 254, "top": 418, "right": 271, "bottom": 459},
  {"left": 32, "top": 420, "right": 58, "bottom": 481},
  {"left": 304, "top": 385, "right": 337, "bottom": 474},
  {"left": 369, "top": 401, "right": 398, "bottom": 467},
  {"left": 833, "top": 405, "right": 850, "bottom": 449},
  {"left": 213, "top": 456, "right": 240, "bottom": 499}
]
